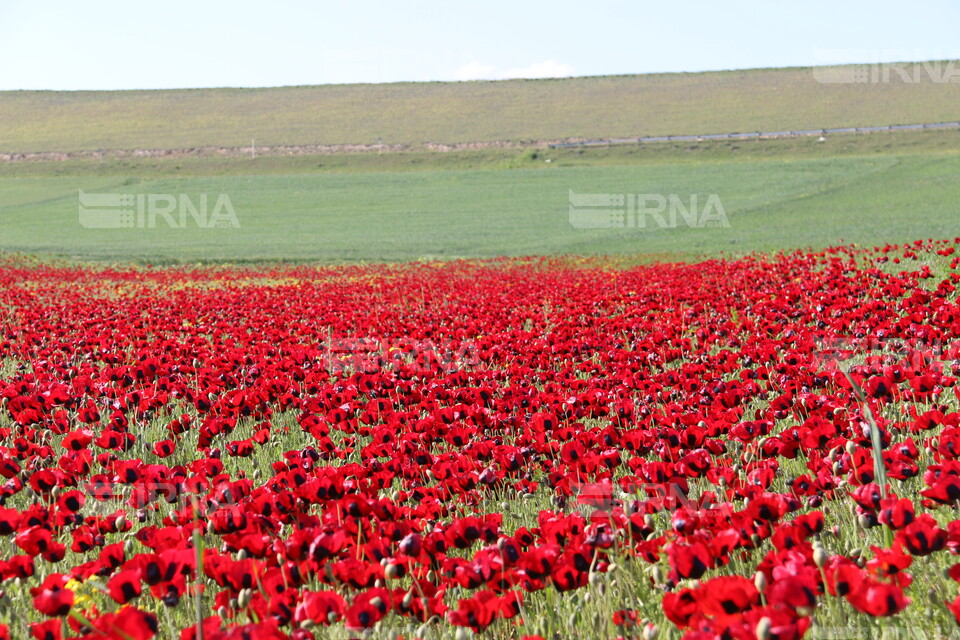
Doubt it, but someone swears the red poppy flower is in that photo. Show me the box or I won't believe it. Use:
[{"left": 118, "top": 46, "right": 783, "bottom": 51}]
[{"left": 30, "top": 574, "right": 73, "bottom": 617}]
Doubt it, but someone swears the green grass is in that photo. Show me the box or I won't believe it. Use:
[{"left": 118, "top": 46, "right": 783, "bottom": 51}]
[
  {"left": 3, "top": 63, "right": 960, "bottom": 152},
  {"left": 2, "top": 149, "right": 959, "bottom": 263}
]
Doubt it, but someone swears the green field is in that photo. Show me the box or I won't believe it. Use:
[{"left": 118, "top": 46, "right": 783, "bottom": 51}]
[
  {"left": 3, "top": 143, "right": 959, "bottom": 263},
  {"left": 3, "top": 62, "right": 960, "bottom": 153},
  {"left": 3, "top": 63, "right": 960, "bottom": 264}
]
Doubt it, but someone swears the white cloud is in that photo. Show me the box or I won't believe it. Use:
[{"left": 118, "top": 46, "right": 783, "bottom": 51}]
[
  {"left": 453, "top": 62, "right": 498, "bottom": 81},
  {"left": 501, "top": 60, "right": 576, "bottom": 79},
  {"left": 453, "top": 60, "right": 575, "bottom": 81}
]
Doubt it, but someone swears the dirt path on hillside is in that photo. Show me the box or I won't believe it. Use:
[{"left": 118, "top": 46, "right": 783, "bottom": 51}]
[
  {"left": 0, "top": 139, "right": 556, "bottom": 162},
  {"left": 3, "top": 120, "right": 957, "bottom": 162}
]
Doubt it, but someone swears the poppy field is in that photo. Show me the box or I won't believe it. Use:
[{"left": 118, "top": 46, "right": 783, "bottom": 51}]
[{"left": 1, "top": 238, "right": 960, "bottom": 640}]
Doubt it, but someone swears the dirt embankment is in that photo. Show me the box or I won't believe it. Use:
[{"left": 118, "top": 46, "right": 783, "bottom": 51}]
[{"left": 0, "top": 139, "right": 569, "bottom": 162}]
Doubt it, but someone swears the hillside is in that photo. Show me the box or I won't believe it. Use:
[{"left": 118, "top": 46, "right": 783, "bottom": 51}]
[{"left": 2, "top": 62, "right": 960, "bottom": 153}]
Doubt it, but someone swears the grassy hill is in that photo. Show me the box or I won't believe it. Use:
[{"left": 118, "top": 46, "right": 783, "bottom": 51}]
[
  {"left": 3, "top": 62, "right": 960, "bottom": 264},
  {"left": 2, "top": 62, "right": 960, "bottom": 153}
]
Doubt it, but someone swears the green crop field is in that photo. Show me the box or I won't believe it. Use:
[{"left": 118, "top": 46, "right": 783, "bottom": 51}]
[
  {"left": 3, "top": 145, "right": 959, "bottom": 263},
  {"left": 2, "top": 62, "right": 960, "bottom": 153},
  {"left": 3, "top": 63, "right": 960, "bottom": 264}
]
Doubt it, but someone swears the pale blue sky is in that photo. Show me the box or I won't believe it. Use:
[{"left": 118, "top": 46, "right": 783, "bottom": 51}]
[{"left": 1, "top": 0, "right": 958, "bottom": 90}]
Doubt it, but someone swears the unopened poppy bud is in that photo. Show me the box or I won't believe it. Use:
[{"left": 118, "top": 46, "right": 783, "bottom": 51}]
[
  {"left": 370, "top": 596, "right": 384, "bottom": 610},
  {"left": 301, "top": 619, "right": 316, "bottom": 629},
  {"left": 455, "top": 627, "right": 472, "bottom": 640},
  {"left": 845, "top": 441, "right": 856, "bottom": 456},
  {"left": 115, "top": 515, "right": 127, "bottom": 531},
  {"left": 643, "top": 623, "right": 659, "bottom": 640},
  {"left": 384, "top": 563, "right": 399, "bottom": 580},
  {"left": 756, "top": 617, "right": 772, "bottom": 640},
  {"left": 652, "top": 566, "right": 664, "bottom": 585},
  {"left": 217, "top": 606, "right": 228, "bottom": 618},
  {"left": 644, "top": 514, "right": 655, "bottom": 530},
  {"left": 402, "top": 589, "right": 415, "bottom": 608},
  {"left": 754, "top": 571, "right": 767, "bottom": 593},
  {"left": 813, "top": 544, "right": 828, "bottom": 568},
  {"left": 237, "top": 549, "right": 248, "bottom": 561}
]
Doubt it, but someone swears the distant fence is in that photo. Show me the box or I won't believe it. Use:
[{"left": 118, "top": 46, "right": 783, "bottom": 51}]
[{"left": 547, "top": 121, "right": 960, "bottom": 149}]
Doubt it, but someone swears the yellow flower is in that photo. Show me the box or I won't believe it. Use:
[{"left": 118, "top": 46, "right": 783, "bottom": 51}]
[{"left": 64, "top": 578, "right": 93, "bottom": 607}]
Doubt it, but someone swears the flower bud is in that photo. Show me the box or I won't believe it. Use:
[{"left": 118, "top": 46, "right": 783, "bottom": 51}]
[
  {"left": 813, "top": 543, "right": 827, "bottom": 568},
  {"left": 756, "top": 617, "right": 772, "bottom": 640},
  {"left": 754, "top": 571, "right": 767, "bottom": 593}
]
